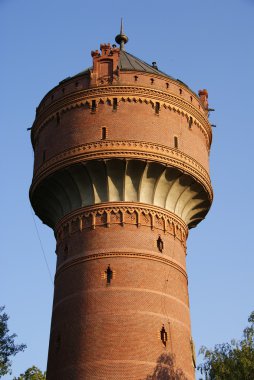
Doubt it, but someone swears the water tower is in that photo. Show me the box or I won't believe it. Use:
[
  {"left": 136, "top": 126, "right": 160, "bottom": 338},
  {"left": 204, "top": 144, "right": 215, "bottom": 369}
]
[{"left": 30, "top": 25, "right": 212, "bottom": 379}]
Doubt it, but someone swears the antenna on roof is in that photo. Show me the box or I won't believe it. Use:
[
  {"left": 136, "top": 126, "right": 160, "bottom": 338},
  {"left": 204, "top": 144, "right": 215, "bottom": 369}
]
[{"left": 115, "top": 18, "right": 128, "bottom": 51}]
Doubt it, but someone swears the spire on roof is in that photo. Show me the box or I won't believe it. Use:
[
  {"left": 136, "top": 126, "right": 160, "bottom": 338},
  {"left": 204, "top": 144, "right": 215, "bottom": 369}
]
[{"left": 115, "top": 18, "right": 128, "bottom": 51}]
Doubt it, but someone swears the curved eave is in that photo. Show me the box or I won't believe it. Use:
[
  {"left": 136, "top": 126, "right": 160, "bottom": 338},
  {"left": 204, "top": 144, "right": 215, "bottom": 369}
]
[{"left": 30, "top": 159, "right": 212, "bottom": 230}]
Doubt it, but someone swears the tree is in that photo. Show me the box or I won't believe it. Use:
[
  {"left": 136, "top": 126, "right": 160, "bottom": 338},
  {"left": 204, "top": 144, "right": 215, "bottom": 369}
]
[
  {"left": 13, "top": 366, "right": 46, "bottom": 380},
  {"left": 146, "top": 353, "right": 188, "bottom": 380},
  {"left": 198, "top": 311, "right": 254, "bottom": 380},
  {"left": 0, "top": 306, "right": 26, "bottom": 377}
]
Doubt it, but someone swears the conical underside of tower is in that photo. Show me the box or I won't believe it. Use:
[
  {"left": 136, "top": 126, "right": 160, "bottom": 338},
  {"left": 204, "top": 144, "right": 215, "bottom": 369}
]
[{"left": 30, "top": 33, "right": 212, "bottom": 380}]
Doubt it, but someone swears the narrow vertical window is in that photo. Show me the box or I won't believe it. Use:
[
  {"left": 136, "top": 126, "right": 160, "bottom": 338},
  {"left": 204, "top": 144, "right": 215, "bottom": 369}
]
[
  {"left": 150, "top": 78, "right": 154, "bottom": 85},
  {"left": 134, "top": 75, "right": 138, "bottom": 82},
  {"left": 105, "top": 264, "right": 113, "bottom": 284},
  {"left": 157, "top": 236, "right": 164, "bottom": 253},
  {"left": 63, "top": 245, "right": 68, "bottom": 260},
  {"left": 56, "top": 112, "right": 60, "bottom": 125},
  {"left": 91, "top": 99, "right": 96, "bottom": 112},
  {"left": 56, "top": 333, "right": 61, "bottom": 352},
  {"left": 155, "top": 102, "right": 160, "bottom": 115},
  {"left": 43, "top": 150, "right": 46, "bottom": 163},
  {"left": 160, "top": 325, "right": 168, "bottom": 347},
  {"left": 166, "top": 83, "right": 169, "bottom": 89},
  {"left": 174, "top": 136, "right": 178, "bottom": 149},
  {"left": 113, "top": 98, "right": 118, "bottom": 111},
  {"left": 189, "top": 116, "right": 193, "bottom": 129},
  {"left": 102, "top": 127, "right": 107, "bottom": 140},
  {"left": 190, "top": 96, "right": 193, "bottom": 102},
  {"left": 179, "top": 88, "right": 182, "bottom": 95}
]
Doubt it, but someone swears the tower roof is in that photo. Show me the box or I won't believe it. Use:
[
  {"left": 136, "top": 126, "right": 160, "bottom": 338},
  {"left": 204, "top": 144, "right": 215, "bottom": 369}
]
[
  {"left": 70, "top": 49, "right": 176, "bottom": 83},
  {"left": 118, "top": 50, "right": 174, "bottom": 80}
]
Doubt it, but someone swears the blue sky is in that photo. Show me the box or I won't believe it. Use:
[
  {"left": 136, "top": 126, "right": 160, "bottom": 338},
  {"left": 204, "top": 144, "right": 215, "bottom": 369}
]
[{"left": 1, "top": 0, "right": 254, "bottom": 378}]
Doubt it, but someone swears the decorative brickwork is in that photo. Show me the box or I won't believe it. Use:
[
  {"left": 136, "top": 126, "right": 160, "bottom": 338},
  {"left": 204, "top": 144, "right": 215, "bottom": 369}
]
[
  {"left": 30, "top": 37, "right": 213, "bottom": 380},
  {"left": 31, "top": 140, "right": 212, "bottom": 195},
  {"left": 55, "top": 203, "right": 188, "bottom": 246},
  {"left": 32, "top": 86, "right": 212, "bottom": 148}
]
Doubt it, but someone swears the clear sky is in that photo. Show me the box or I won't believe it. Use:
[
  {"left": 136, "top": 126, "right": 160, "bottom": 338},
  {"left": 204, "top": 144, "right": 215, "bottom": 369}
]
[{"left": 1, "top": 0, "right": 254, "bottom": 378}]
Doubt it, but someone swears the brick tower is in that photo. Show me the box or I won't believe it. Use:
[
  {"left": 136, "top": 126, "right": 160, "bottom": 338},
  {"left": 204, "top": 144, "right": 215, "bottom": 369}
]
[{"left": 30, "top": 24, "right": 213, "bottom": 380}]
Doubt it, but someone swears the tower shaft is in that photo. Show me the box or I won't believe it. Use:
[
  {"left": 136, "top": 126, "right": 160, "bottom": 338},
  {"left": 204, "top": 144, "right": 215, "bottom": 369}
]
[{"left": 48, "top": 204, "right": 191, "bottom": 379}]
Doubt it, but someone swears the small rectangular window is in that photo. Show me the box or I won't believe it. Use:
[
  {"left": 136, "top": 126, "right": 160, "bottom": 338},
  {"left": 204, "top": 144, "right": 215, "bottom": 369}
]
[
  {"left": 189, "top": 116, "right": 193, "bottom": 129},
  {"left": 91, "top": 100, "right": 96, "bottom": 112},
  {"left": 113, "top": 98, "right": 117, "bottom": 111},
  {"left": 102, "top": 127, "right": 107, "bottom": 140},
  {"left": 155, "top": 102, "right": 160, "bottom": 115},
  {"left": 174, "top": 136, "right": 178, "bottom": 149}
]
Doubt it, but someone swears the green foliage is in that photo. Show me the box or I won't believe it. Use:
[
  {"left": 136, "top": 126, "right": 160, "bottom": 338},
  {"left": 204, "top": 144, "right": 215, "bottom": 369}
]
[
  {"left": 13, "top": 366, "right": 46, "bottom": 380},
  {"left": 198, "top": 311, "right": 254, "bottom": 380},
  {"left": 0, "top": 306, "right": 26, "bottom": 378}
]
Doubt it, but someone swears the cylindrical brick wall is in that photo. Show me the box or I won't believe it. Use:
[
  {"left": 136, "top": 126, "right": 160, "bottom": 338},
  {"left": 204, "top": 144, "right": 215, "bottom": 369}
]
[
  {"left": 47, "top": 206, "right": 193, "bottom": 380},
  {"left": 30, "top": 42, "right": 212, "bottom": 380}
]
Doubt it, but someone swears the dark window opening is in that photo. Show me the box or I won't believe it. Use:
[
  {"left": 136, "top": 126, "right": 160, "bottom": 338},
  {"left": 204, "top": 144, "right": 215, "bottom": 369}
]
[
  {"left": 75, "top": 82, "right": 79, "bottom": 87},
  {"left": 102, "top": 127, "right": 107, "bottom": 140},
  {"left": 134, "top": 75, "right": 138, "bottom": 82},
  {"left": 174, "top": 136, "right": 178, "bottom": 149},
  {"left": 155, "top": 102, "right": 160, "bottom": 115},
  {"left": 179, "top": 88, "right": 182, "bottom": 95},
  {"left": 56, "top": 334, "right": 61, "bottom": 352},
  {"left": 160, "top": 325, "right": 168, "bottom": 347},
  {"left": 189, "top": 116, "right": 193, "bottom": 129},
  {"left": 157, "top": 236, "right": 164, "bottom": 253},
  {"left": 166, "top": 83, "right": 169, "bottom": 89},
  {"left": 43, "top": 150, "right": 46, "bottom": 163},
  {"left": 151, "top": 78, "right": 154, "bottom": 85},
  {"left": 56, "top": 112, "right": 60, "bottom": 125},
  {"left": 91, "top": 99, "right": 96, "bottom": 112},
  {"left": 113, "top": 98, "right": 118, "bottom": 111},
  {"left": 105, "top": 264, "right": 113, "bottom": 284},
  {"left": 63, "top": 245, "right": 68, "bottom": 260},
  {"left": 190, "top": 96, "right": 193, "bottom": 102}
]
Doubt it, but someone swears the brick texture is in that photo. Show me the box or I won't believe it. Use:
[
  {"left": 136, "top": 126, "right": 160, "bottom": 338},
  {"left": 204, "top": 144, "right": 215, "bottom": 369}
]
[{"left": 30, "top": 42, "right": 212, "bottom": 380}]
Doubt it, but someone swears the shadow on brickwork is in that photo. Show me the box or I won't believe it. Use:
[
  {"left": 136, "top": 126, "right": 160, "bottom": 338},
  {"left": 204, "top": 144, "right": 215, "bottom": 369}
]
[{"left": 145, "top": 353, "right": 188, "bottom": 380}]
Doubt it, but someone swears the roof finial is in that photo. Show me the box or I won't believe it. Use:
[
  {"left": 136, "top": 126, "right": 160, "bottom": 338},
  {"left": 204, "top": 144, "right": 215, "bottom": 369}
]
[{"left": 115, "top": 18, "right": 128, "bottom": 51}]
